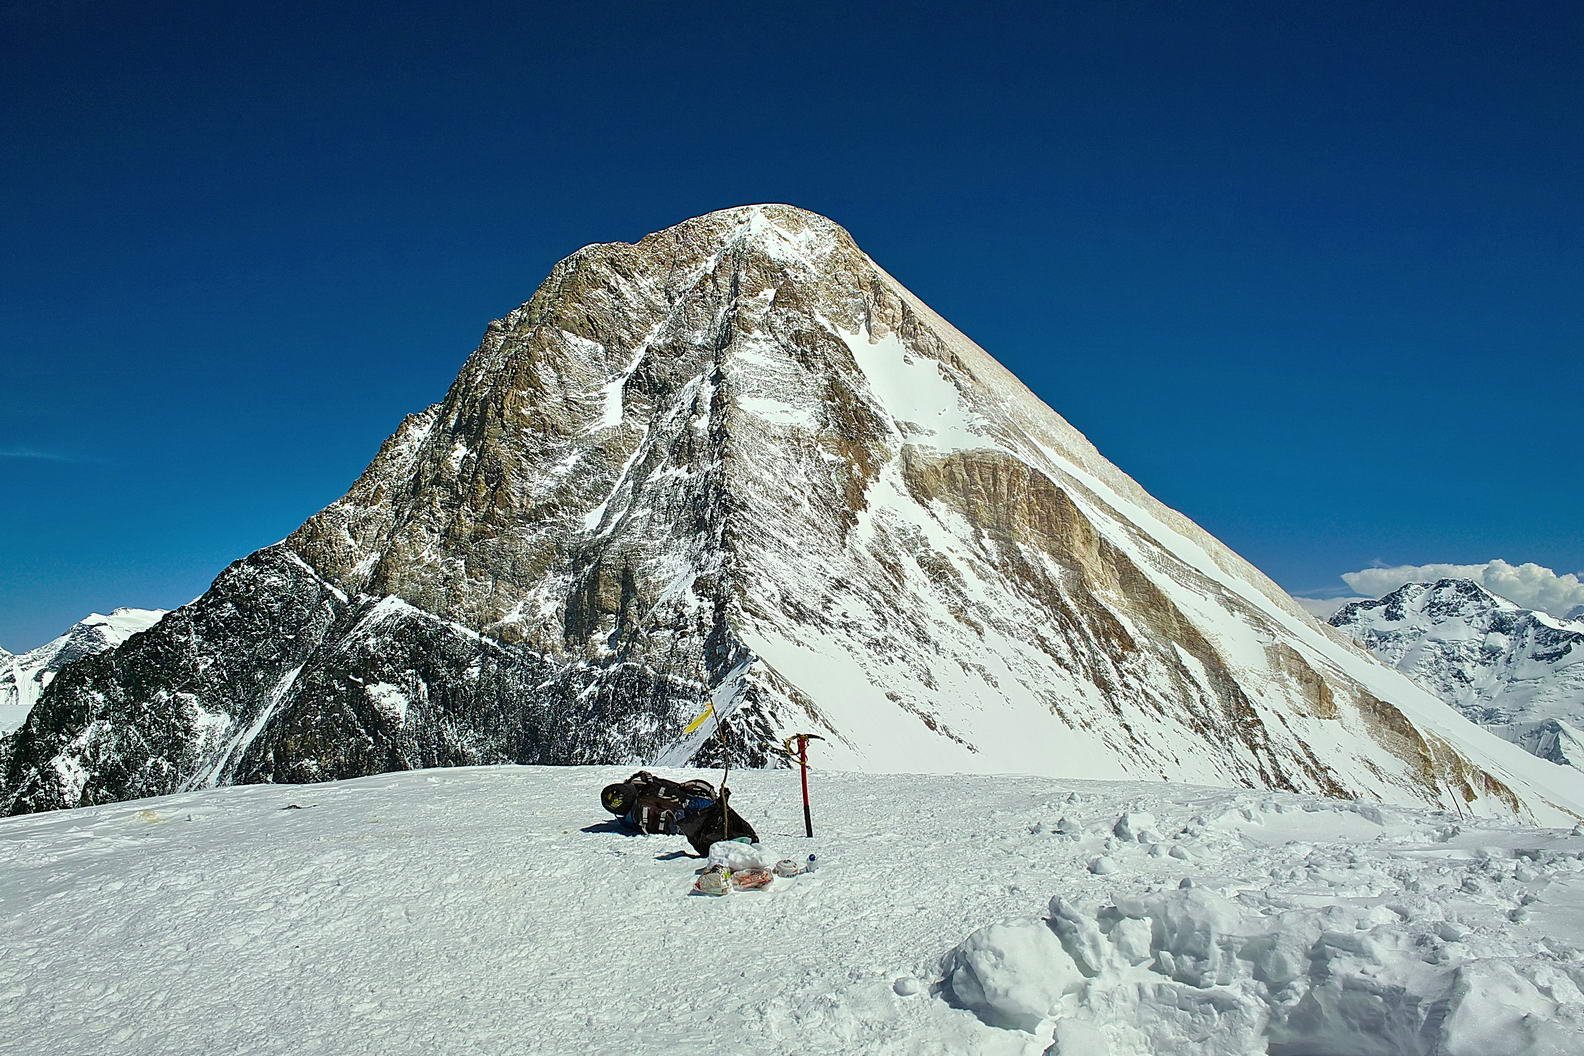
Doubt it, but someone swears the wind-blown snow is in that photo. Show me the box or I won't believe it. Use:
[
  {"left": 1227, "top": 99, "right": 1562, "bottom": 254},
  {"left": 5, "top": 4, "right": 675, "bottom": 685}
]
[{"left": 2, "top": 766, "right": 1581, "bottom": 1055}]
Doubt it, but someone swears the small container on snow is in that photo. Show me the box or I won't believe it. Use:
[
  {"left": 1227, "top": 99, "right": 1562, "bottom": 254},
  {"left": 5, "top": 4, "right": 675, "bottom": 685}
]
[
  {"left": 805, "top": 854, "right": 820, "bottom": 875},
  {"left": 693, "top": 865, "right": 732, "bottom": 896}
]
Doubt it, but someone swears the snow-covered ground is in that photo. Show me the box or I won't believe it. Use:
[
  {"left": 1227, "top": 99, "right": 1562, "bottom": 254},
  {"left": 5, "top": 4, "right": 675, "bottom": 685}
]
[{"left": 3, "top": 766, "right": 1582, "bottom": 1055}]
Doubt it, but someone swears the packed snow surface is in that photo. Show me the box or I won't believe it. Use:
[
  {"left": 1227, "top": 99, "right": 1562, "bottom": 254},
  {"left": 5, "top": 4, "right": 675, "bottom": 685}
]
[{"left": 3, "top": 766, "right": 1582, "bottom": 1055}]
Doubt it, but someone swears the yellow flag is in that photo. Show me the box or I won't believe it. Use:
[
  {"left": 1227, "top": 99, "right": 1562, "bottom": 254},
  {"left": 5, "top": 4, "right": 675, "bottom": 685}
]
[{"left": 682, "top": 702, "right": 715, "bottom": 735}]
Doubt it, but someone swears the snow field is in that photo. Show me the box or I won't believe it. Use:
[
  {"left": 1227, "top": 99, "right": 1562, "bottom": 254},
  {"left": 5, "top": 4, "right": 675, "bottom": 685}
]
[
  {"left": 2, "top": 766, "right": 1582, "bottom": 1055},
  {"left": 947, "top": 801, "right": 1584, "bottom": 1055}
]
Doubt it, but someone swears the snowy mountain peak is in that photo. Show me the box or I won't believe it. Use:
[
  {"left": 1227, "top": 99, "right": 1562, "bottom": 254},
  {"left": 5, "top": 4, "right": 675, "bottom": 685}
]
[
  {"left": 0, "top": 607, "right": 165, "bottom": 735},
  {"left": 1331, "top": 579, "right": 1584, "bottom": 772},
  {"left": 5, "top": 209, "right": 1582, "bottom": 821},
  {"left": 1333, "top": 578, "right": 1517, "bottom": 627},
  {"left": 561, "top": 204, "right": 851, "bottom": 283}
]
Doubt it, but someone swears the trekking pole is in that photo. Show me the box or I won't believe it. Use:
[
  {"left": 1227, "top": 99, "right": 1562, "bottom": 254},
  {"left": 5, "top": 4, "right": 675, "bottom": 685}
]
[
  {"left": 719, "top": 706, "right": 734, "bottom": 842},
  {"left": 783, "top": 734, "right": 824, "bottom": 838}
]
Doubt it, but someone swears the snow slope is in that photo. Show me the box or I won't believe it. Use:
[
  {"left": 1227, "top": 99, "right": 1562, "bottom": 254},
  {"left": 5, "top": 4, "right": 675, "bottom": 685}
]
[
  {"left": 2, "top": 766, "right": 1581, "bottom": 1055},
  {"left": 0, "top": 609, "right": 164, "bottom": 734},
  {"left": 1332, "top": 580, "right": 1584, "bottom": 771}
]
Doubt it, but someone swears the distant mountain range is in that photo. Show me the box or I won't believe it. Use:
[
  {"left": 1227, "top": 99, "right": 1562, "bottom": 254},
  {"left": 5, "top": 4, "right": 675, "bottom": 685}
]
[
  {"left": 1331, "top": 579, "right": 1584, "bottom": 771},
  {"left": 1, "top": 609, "right": 166, "bottom": 734}
]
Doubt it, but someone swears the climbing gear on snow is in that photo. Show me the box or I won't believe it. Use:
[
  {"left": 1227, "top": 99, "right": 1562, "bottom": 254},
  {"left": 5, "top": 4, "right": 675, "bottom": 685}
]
[
  {"left": 600, "top": 782, "right": 634, "bottom": 815},
  {"left": 782, "top": 733, "right": 825, "bottom": 838},
  {"left": 597, "top": 770, "right": 760, "bottom": 855}
]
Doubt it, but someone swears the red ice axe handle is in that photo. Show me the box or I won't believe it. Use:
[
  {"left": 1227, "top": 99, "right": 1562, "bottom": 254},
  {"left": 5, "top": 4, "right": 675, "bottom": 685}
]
[{"left": 784, "top": 734, "right": 824, "bottom": 838}]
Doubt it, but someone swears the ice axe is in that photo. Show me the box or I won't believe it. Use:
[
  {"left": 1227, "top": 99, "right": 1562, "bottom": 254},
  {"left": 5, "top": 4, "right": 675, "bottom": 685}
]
[{"left": 783, "top": 733, "right": 824, "bottom": 838}]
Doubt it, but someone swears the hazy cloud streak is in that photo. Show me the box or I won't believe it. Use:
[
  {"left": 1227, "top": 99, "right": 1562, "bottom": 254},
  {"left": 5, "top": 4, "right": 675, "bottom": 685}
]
[{"left": 0, "top": 447, "right": 80, "bottom": 462}]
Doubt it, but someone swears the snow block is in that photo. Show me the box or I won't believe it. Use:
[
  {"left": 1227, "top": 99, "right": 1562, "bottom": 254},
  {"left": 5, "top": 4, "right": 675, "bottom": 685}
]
[
  {"left": 1002, "top": 882, "right": 1584, "bottom": 1055},
  {"left": 1112, "top": 812, "right": 1157, "bottom": 842},
  {"left": 942, "top": 920, "right": 1082, "bottom": 1033}
]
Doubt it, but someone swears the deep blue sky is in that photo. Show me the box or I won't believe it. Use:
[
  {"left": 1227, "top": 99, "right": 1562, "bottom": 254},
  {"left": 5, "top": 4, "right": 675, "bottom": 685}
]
[{"left": 2, "top": 2, "right": 1581, "bottom": 648}]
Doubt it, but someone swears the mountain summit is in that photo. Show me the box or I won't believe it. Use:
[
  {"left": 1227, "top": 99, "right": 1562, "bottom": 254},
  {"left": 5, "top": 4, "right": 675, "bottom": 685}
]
[
  {"left": 0, "top": 608, "right": 165, "bottom": 735},
  {"left": 1331, "top": 579, "right": 1584, "bottom": 772},
  {"left": 4, "top": 206, "right": 1580, "bottom": 819}
]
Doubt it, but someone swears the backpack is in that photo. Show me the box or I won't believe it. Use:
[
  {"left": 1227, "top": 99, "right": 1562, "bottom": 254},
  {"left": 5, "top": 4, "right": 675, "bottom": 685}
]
[
  {"left": 599, "top": 771, "right": 758, "bottom": 853},
  {"left": 674, "top": 791, "right": 759, "bottom": 856}
]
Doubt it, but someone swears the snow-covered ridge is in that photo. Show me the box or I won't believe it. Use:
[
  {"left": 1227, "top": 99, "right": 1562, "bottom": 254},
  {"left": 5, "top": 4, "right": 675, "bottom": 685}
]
[
  {"left": 1331, "top": 579, "right": 1584, "bottom": 772},
  {"left": 0, "top": 608, "right": 165, "bottom": 735}
]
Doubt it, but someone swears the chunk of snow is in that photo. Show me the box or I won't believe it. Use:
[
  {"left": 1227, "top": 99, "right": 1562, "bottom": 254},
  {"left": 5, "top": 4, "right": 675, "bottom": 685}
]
[
  {"left": 1113, "top": 812, "right": 1157, "bottom": 841},
  {"left": 943, "top": 919, "right": 1082, "bottom": 1033}
]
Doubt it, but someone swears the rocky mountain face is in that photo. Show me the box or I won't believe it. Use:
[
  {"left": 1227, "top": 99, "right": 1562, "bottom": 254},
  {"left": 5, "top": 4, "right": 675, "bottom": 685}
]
[
  {"left": 1331, "top": 580, "right": 1584, "bottom": 771},
  {"left": 0, "top": 609, "right": 165, "bottom": 735},
  {"left": 4, "top": 206, "right": 1581, "bottom": 820}
]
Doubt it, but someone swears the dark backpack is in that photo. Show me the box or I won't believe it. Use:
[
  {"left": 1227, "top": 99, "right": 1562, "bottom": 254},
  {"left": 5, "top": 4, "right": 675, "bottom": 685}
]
[
  {"left": 599, "top": 771, "right": 758, "bottom": 853},
  {"left": 674, "top": 789, "right": 759, "bottom": 856}
]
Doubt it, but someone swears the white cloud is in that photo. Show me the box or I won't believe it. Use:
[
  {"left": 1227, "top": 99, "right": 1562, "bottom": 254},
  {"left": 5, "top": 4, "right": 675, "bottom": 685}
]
[
  {"left": 1334, "top": 559, "right": 1584, "bottom": 618},
  {"left": 1292, "top": 596, "right": 1371, "bottom": 620}
]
